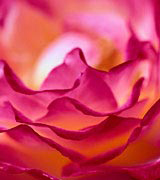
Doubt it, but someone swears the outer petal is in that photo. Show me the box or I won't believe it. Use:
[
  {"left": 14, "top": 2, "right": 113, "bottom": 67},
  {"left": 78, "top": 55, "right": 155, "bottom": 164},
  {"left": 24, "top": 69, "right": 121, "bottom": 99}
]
[
  {"left": 0, "top": 125, "right": 86, "bottom": 178},
  {"left": 0, "top": 161, "right": 58, "bottom": 180},
  {"left": 63, "top": 160, "right": 160, "bottom": 180},
  {"left": 10, "top": 102, "right": 141, "bottom": 141},
  {"left": 62, "top": 99, "right": 160, "bottom": 176},
  {"left": 0, "top": 125, "right": 85, "bottom": 162},
  {"left": 81, "top": 99, "right": 160, "bottom": 167}
]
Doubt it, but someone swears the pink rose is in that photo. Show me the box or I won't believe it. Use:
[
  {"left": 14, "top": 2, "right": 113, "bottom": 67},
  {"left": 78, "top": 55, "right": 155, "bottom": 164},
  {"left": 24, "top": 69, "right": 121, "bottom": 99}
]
[{"left": 0, "top": 0, "right": 159, "bottom": 180}]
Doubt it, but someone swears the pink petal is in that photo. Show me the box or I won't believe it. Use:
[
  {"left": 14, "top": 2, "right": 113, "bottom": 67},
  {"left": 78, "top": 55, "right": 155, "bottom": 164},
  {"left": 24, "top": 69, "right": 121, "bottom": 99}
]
[
  {"left": 0, "top": 161, "right": 58, "bottom": 180},
  {"left": 36, "top": 77, "right": 143, "bottom": 131},
  {"left": 80, "top": 99, "right": 160, "bottom": 167},
  {"left": 63, "top": 160, "right": 160, "bottom": 180},
  {"left": 0, "top": 125, "right": 85, "bottom": 163},
  {"left": 62, "top": 98, "right": 160, "bottom": 176},
  {"left": 106, "top": 59, "right": 147, "bottom": 105},
  {"left": 10, "top": 103, "right": 140, "bottom": 141},
  {"left": 0, "top": 0, "right": 13, "bottom": 27},
  {"left": 0, "top": 47, "right": 144, "bottom": 119},
  {"left": 68, "top": 68, "right": 118, "bottom": 112},
  {"left": 153, "top": 0, "right": 160, "bottom": 39},
  {"left": 62, "top": 164, "right": 134, "bottom": 179},
  {"left": 24, "top": 0, "right": 52, "bottom": 15},
  {"left": 34, "top": 32, "right": 100, "bottom": 87},
  {"left": 119, "top": 99, "right": 148, "bottom": 118},
  {"left": 0, "top": 60, "right": 79, "bottom": 119},
  {"left": 40, "top": 48, "right": 87, "bottom": 90},
  {"left": 126, "top": 27, "right": 157, "bottom": 61}
]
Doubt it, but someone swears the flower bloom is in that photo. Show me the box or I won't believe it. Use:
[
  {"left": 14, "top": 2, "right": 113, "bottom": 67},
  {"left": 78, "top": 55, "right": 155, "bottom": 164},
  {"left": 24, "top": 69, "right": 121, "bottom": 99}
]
[{"left": 0, "top": 0, "right": 160, "bottom": 180}]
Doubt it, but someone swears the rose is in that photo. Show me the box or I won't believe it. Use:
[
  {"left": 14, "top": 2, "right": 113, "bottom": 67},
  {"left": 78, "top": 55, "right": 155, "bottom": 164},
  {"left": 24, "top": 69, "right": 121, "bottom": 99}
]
[
  {"left": 0, "top": 0, "right": 160, "bottom": 180},
  {"left": 0, "top": 47, "right": 159, "bottom": 179}
]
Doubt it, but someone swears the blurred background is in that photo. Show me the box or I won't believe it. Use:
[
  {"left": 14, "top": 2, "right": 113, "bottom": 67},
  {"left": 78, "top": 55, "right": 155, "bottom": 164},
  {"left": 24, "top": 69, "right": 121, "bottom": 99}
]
[{"left": 0, "top": 0, "right": 157, "bottom": 88}]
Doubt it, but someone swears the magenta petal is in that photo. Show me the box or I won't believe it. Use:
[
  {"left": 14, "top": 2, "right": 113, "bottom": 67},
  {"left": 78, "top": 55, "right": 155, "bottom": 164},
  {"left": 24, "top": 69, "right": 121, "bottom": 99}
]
[
  {"left": 0, "top": 0, "right": 13, "bottom": 27},
  {"left": 68, "top": 68, "right": 117, "bottom": 112},
  {"left": 123, "top": 160, "right": 160, "bottom": 179},
  {"left": 1, "top": 59, "right": 80, "bottom": 95},
  {"left": 80, "top": 99, "right": 160, "bottom": 167},
  {"left": 0, "top": 161, "right": 59, "bottom": 180},
  {"left": 119, "top": 99, "right": 148, "bottom": 118},
  {"left": 0, "top": 50, "right": 143, "bottom": 119},
  {"left": 141, "top": 98, "right": 160, "bottom": 126},
  {"left": 106, "top": 60, "right": 143, "bottom": 105},
  {"left": 4, "top": 101, "right": 139, "bottom": 141},
  {"left": 25, "top": 0, "right": 52, "bottom": 15},
  {"left": 0, "top": 125, "right": 85, "bottom": 163},
  {"left": 0, "top": 60, "right": 80, "bottom": 119},
  {"left": 41, "top": 48, "right": 87, "bottom": 90},
  {"left": 36, "top": 76, "right": 143, "bottom": 128},
  {"left": 62, "top": 165, "right": 134, "bottom": 180},
  {"left": 126, "top": 29, "right": 145, "bottom": 61},
  {"left": 0, "top": 144, "right": 26, "bottom": 168},
  {"left": 117, "top": 77, "right": 144, "bottom": 112},
  {"left": 153, "top": 0, "right": 160, "bottom": 39},
  {"left": 62, "top": 98, "right": 160, "bottom": 175},
  {"left": 63, "top": 160, "right": 160, "bottom": 180},
  {"left": 11, "top": 104, "right": 140, "bottom": 140},
  {"left": 83, "top": 98, "right": 160, "bottom": 166},
  {"left": 68, "top": 76, "right": 143, "bottom": 116},
  {"left": 125, "top": 27, "right": 158, "bottom": 92},
  {"left": 126, "top": 26, "right": 157, "bottom": 61}
]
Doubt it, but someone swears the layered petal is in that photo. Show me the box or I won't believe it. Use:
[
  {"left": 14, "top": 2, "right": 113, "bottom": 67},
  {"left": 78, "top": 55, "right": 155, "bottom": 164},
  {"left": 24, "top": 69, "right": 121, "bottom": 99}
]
[
  {"left": 0, "top": 161, "right": 58, "bottom": 180},
  {"left": 62, "top": 99, "right": 160, "bottom": 176},
  {"left": 0, "top": 59, "right": 80, "bottom": 119}
]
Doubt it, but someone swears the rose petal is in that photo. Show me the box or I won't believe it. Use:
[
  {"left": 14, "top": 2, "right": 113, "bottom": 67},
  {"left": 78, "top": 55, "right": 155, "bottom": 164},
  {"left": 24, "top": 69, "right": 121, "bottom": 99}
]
[
  {"left": 119, "top": 99, "right": 148, "bottom": 118},
  {"left": 0, "top": 49, "right": 143, "bottom": 120},
  {"left": 62, "top": 98, "right": 160, "bottom": 176},
  {"left": 0, "top": 124, "right": 86, "bottom": 177},
  {"left": 0, "top": 0, "right": 13, "bottom": 27},
  {"left": 8, "top": 102, "right": 140, "bottom": 141},
  {"left": 153, "top": 0, "right": 160, "bottom": 40},
  {"left": 63, "top": 159, "right": 160, "bottom": 180},
  {"left": 0, "top": 161, "right": 58, "bottom": 180},
  {"left": 80, "top": 99, "right": 160, "bottom": 167},
  {"left": 126, "top": 27, "right": 158, "bottom": 97},
  {"left": 68, "top": 68, "right": 118, "bottom": 112},
  {"left": 0, "top": 60, "right": 80, "bottom": 119},
  {"left": 126, "top": 26, "right": 157, "bottom": 61},
  {"left": 34, "top": 32, "right": 101, "bottom": 87},
  {"left": 40, "top": 48, "right": 87, "bottom": 90},
  {"left": 24, "top": 0, "right": 52, "bottom": 15},
  {"left": 36, "top": 77, "right": 143, "bottom": 131},
  {"left": 0, "top": 124, "right": 85, "bottom": 163},
  {"left": 106, "top": 58, "right": 147, "bottom": 105}
]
